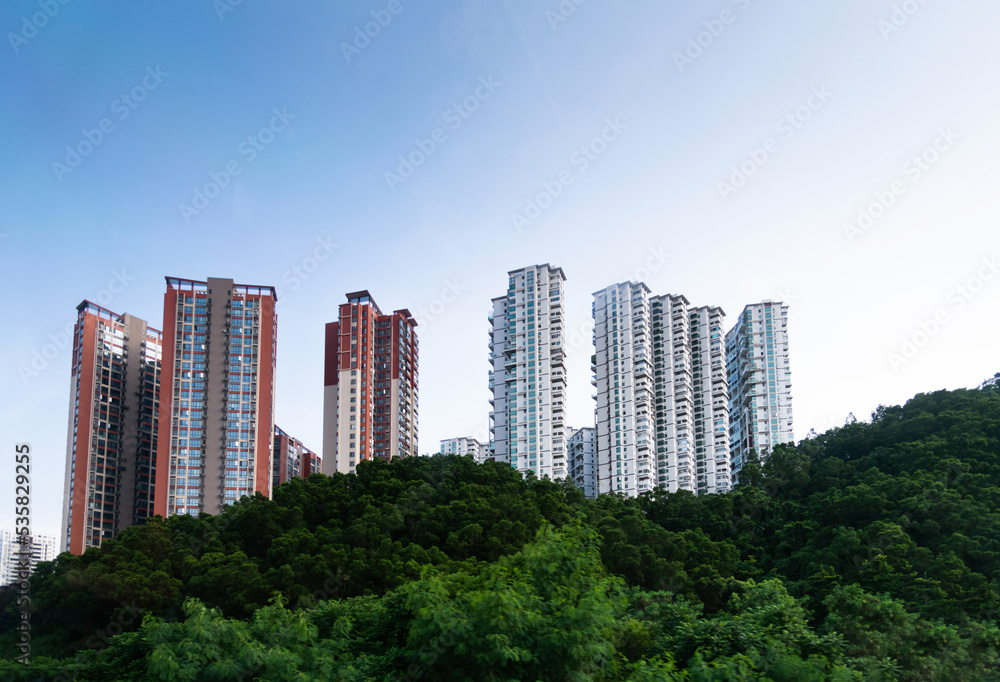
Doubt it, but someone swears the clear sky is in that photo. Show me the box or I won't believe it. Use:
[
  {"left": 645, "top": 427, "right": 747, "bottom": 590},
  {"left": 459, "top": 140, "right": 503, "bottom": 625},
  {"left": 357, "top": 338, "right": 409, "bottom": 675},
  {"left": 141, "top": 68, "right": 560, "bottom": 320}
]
[{"left": 2, "top": 1, "right": 998, "bottom": 539}]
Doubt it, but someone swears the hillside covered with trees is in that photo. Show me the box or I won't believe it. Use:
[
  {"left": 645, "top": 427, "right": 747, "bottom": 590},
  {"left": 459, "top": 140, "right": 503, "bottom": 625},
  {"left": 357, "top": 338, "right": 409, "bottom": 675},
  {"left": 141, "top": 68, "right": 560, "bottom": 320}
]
[{"left": 2, "top": 376, "right": 999, "bottom": 680}]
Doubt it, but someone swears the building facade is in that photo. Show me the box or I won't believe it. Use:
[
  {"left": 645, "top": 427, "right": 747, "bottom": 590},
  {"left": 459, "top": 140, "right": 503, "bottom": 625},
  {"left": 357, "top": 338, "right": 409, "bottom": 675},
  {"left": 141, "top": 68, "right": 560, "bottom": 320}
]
[
  {"left": 322, "top": 291, "right": 418, "bottom": 474},
  {"left": 593, "top": 282, "right": 656, "bottom": 496},
  {"left": 0, "top": 530, "right": 58, "bottom": 586},
  {"left": 684, "top": 302, "right": 731, "bottom": 494},
  {"left": 568, "top": 426, "right": 597, "bottom": 499},
  {"left": 153, "top": 277, "right": 278, "bottom": 517},
  {"left": 488, "top": 264, "right": 567, "bottom": 480},
  {"left": 726, "top": 301, "right": 793, "bottom": 482},
  {"left": 272, "top": 425, "right": 320, "bottom": 488},
  {"left": 61, "top": 301, "right": 162, "bottom": 554},
  {"left": 439, "top": 437, "right": 486, "bottom": 461},
  {"left": 593, "top": 286, "right": 731, "bottom": 497},
  {"left": 302, "top": 445, "right": 322, "bottom": 477}
]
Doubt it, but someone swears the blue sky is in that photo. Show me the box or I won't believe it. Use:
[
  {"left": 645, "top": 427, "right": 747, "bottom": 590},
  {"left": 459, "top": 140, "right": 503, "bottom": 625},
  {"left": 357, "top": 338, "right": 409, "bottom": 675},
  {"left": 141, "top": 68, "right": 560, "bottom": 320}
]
[{"left": 2, "top": 0, "right": 998, "bottom": 539}]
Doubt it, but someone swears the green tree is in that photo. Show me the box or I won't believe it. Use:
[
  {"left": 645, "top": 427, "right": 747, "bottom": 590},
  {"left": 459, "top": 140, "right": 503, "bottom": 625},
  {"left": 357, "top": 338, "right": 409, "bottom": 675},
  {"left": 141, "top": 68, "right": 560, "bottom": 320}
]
[{"left": 402, "top": 522, "right": 642, "bottom": 681}]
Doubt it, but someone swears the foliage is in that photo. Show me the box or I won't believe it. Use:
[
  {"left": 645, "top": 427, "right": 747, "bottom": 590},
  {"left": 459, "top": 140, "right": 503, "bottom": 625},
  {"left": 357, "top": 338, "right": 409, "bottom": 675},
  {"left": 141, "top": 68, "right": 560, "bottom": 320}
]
[
  {"left": 401, "top": 522, "right": 639, "bottom": 681},
  {"left": 2, "top": 376, "right": 999, "bottom": 679}
]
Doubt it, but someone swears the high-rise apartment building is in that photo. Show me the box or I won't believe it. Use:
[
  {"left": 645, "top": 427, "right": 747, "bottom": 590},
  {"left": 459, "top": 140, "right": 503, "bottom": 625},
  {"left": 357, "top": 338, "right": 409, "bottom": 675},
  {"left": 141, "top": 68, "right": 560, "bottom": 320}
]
[
  {"left": 439, "top": 437, "right": 486, "bottom": 461},
  {"left": 650, "top": 295, "right": 731, "bottom": 495},
  {"left": 62, "top": 301, "right": 162, "bottom": 554},
  {"left": 488, "top": 264, "right": 567, "bottom": 480},
  {"left": 0, "top": 530, "right": 58, "bottom": 586},
  {"left": 273, "top": 425, "right": 321, "bottom": 488},
  {"left": 682, "top": 301, "right": 731, "bottom": 494},
  {"left": 568, "top": 427, "right": 597, "bottom": 499},
  {"left": 593, "top": 282, "right": 656, "bottom": 496},
  {"left": 593, "top": 285, "right": 731, "bottom": 497},
  {"left": 322, "top": 291, "right": 418, "bottom": 474},
  {"left": 153, "top": 277, "right": 277, "bottom": 517},
  {"left": 726, "top": 301, "right": 793, "bottom": 482}
]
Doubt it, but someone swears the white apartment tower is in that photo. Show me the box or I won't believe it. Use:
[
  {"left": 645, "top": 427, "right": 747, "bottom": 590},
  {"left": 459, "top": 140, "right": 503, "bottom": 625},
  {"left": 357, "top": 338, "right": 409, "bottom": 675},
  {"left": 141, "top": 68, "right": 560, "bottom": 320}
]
[
  {"left": 488, "top": 264, "right": 567, "bottom": 480},
  {"left": 0, "top": 530, "right": 58, "bottom": 586},
  {"left": 726, "top": 301, "right": 793, "bottom": 482},
  {"left": 593, "top": 285, "right": 731, "bottom": 497},
  {"left": 568, "top": 427, "right": 597, "bottom": 499},
  {"left": 593, "top": 283, "right": 656, "bottom": 496},
  {"left": 439, "top": 437, "right": 486, "bottom": 461},
  {"left": 684, "top": 302, "right": 731, "bottom": 494}
]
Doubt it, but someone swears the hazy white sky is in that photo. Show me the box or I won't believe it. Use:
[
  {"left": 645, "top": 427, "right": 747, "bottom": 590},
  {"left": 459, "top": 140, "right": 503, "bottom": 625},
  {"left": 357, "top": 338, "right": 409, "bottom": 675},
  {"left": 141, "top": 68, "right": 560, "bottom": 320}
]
[{"left": 2, "top": 1, "right": 998, "bottom": 538}]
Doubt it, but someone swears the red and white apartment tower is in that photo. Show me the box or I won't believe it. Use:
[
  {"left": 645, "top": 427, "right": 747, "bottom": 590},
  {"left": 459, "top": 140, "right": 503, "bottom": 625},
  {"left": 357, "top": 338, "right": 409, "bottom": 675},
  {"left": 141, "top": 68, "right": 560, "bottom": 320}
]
[
  {"left": 153, "top": 277, "right": 277, "bottom": 517},
  {"left": 322, "top": 291, "right": 418, "bottom": 474}
]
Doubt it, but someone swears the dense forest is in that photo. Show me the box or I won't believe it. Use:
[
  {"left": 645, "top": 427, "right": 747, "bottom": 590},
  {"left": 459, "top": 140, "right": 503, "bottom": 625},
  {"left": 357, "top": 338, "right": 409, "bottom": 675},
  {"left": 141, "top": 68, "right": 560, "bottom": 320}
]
[{"left": 2, "top": 375, "right": 999, "bottom": 680}]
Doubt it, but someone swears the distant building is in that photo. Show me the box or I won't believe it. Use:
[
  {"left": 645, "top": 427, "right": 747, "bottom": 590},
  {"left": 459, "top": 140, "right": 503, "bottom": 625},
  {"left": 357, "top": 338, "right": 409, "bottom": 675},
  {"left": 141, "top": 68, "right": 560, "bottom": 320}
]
[
  {"left": 439, "top": 437, "right": 486, "bottom": 461},
  {"left": 489, "top": 264, "right": 568, "bottom": 480},
  {"left": 568, "top": 427, "right": 597, "bottom": 498},
  {"left": 61, "top": 301, "right": 162, "bottom": 554},
  {"left": 593, "top": 284, "right": 731, "bottom": 497},
  {"left": 726, "top": 301, "right": 794, "bottom": 482},
  {"left": 302, "top": 445, "right": 322, "bottom": 477},
  {"left": 0, "top": 530, "right": 58, "bottom": 586},
  {"left": 153, "top": 277, "right": 278, "bottom": 518},
  {"left": 273, "top": 425, "right": 321, "bottom": 488},
  {"left": 323, "top": 291, "right": 419, "bottom": 474}
]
